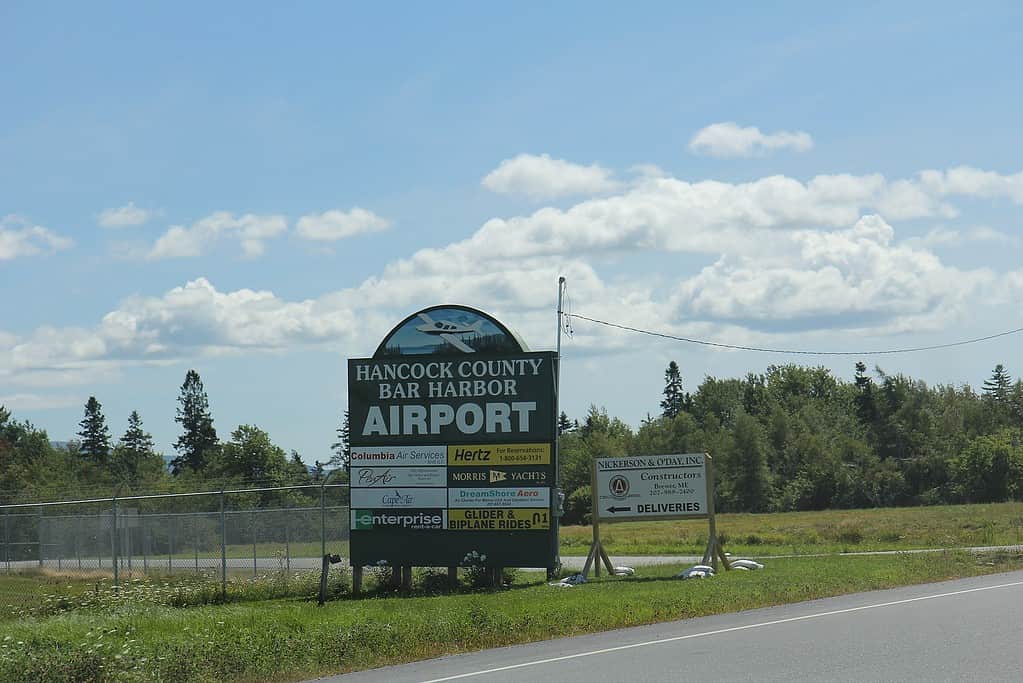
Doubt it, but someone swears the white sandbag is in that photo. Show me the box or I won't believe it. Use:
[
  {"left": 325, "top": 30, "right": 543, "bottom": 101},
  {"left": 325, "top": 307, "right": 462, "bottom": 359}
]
[
  {"left": 677, "top": 567, "right": 714, "bottom": 579},
  {"left": 730, "top": 559, "right": 764, "bottom": 570}
]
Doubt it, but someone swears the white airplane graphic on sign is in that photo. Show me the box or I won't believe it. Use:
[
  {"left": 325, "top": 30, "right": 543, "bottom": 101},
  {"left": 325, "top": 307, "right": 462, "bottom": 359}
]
[{"left": 415, "top": 312, "right": 483, "bottom": 353}]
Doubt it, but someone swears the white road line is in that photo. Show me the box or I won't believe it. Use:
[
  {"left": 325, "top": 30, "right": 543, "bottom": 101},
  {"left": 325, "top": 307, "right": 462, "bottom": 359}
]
[{"left": 418, "top": 578, "right": 1023, "bottom": 682}]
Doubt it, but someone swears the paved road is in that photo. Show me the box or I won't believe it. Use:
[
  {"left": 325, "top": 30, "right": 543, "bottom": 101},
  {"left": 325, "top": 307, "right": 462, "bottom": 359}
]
[{"left": 310, "top": 570, "right": 1023, "bottom": 682}]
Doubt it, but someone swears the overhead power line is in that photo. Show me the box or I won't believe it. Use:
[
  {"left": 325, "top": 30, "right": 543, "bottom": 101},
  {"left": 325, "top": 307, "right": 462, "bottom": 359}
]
[{"left": 566, "top": 313, "right": 1023, "bottom": 356}]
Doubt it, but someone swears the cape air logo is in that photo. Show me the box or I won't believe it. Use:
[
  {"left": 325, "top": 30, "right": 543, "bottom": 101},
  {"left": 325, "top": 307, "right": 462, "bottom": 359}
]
[
  {"left": 609, "top": 475, "right": 630, "bottom": 499},
  {"left": 381, "top": 489, "right": 414, "bottom": 506}
]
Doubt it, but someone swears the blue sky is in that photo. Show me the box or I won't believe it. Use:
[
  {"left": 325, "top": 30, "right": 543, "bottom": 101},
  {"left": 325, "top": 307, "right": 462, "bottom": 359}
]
[{"left": 3, "top": 2, "right": 1022, "bottom": 464}]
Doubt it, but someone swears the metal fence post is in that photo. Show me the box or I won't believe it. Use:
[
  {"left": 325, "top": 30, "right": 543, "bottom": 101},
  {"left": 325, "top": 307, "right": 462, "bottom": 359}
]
[
  {"left": 284, "top": 512, "right": 290, "bottom": 575},
  {"left": 320, "top": 480, "right": 326, "bottom": 560},
  {"left": 169, "top": 516, "right": 175, "bottom": 575},
  {"left": 142, "top": 511, "right": 149, "bottom": 574},
  {"left": 75, "top": 516, "right": 81, "bottom": 570},
  {"left": 111, "top": 496, "right": 119, "bottom": 591},
  {"left": 4, "top": 509, "right": 9, "bottom": 573},
  {"left": 220, "top": 490, "right": 226, "bottom": 598},
  {"left": 251, "top": 509, "right": 257, "bottom": 578},
  {"left": 37, "top": 505, "right": 43, "bottom": 568}
]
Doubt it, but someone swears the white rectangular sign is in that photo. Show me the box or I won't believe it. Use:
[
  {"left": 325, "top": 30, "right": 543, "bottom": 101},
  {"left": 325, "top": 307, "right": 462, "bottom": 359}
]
[
  {"left": 448, "top": 487, "right": 550, "bottom": 508},
  {"left": 352, "top": 466, "right": 446, "bottom": 487},
  {"left": 350, "top": 487, "right": 448, "bottom": 509},
  {"left": 595, "top": 453, "right": 707, "bottom": 520},
  {"left": 349, "top": 445, "right": 446, "bottom": 467}
]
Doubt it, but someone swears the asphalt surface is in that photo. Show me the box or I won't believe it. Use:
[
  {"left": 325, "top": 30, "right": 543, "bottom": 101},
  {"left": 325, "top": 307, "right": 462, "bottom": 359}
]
[{"left": 309, "top": 569, "right": 1023, "bottom": 683}]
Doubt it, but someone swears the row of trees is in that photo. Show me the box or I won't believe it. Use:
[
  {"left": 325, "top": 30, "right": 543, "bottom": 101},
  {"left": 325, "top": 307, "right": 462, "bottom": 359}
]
[
  {"left": 0, "top": 370, "right": 346, "bottom": 503},
  {"left": 3, "top": 362, "right": 1023, "bottom": 515},
  {"left": 557, "top": 362, "right": 1023, "bottom": 523}
]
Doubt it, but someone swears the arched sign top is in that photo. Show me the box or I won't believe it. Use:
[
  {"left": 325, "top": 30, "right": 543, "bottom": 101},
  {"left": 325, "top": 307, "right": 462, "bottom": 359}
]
[{"left": 373, "top": 304, "right": 529, "bottom": 358}]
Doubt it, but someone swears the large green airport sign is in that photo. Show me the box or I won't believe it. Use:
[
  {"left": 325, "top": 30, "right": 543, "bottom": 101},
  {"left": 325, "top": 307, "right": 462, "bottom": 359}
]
[{"left": 348, "top": 305, "right": 558, "bottom": 569}]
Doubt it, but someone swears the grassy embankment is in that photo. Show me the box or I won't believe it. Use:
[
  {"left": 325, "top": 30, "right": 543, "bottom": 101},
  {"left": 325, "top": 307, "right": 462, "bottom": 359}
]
[
  {"left": 561, "top": 501, "right": 1023, "bottom": 556},
  {"left": 4, "top": 502, "right": 1023, "bottom": 681},
  {"left": 5, "top": 501, "right": 1023, "bottom": 617},
  {"left": 3, "top": 551, "right": 1023, "bottom": 682}
]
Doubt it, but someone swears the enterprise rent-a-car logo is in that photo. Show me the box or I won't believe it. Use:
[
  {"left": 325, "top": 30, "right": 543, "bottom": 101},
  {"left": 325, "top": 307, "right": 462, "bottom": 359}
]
[{"left": 352, "top": 510, "right": 446, "bottom": 530}]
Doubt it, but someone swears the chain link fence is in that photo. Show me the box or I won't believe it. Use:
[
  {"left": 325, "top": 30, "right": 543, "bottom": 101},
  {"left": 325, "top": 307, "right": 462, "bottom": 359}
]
[{"left": 0, "top": 483, "right": 349, "bottom": 611}]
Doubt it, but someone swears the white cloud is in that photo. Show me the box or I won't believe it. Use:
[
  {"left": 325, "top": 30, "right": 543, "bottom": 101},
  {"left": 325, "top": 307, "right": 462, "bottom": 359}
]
[
  {"left": 671, "top": 216, "right": 992, "bottom": 332},
  {"left": 296, "top": 208, "right": 389, "bottom": 242},
  {"left": 98, "top": 278, "right": 357, "bottom": 352},
  {"left": 0, "top": 393, "right": 80, "bottom": 411},
  {"left": 147, "top": 211, "right": 287, "bottom": 260},
  {"left": 97, "top": 202, "right": 151, "bottom": 228},
  {"left": 905, "top": 225, "right": 1018, "bottom": 249},
  {"left": 6, "top": 164, "right": 1023, "bottom": 390},
  {"left": 919, "top": 166, "right": 1023, "bottom": 203},
  {"left": 0, "top": 215, "right": 73, "bottom": 260},
  {"left": 909, "top": 226, "right": 962, "bottom": 248},
  {"left": 689, "top": 122, "right": 814, "bottom": 158},
  {"left": 482, "top": 153, "right": 619, "bottom": 200},
  {"left": 630, "top": 164, "right": 668, "bottom": 179},
  {"left": 967, "top": 226, "right": 1018, "bottom": 244}
]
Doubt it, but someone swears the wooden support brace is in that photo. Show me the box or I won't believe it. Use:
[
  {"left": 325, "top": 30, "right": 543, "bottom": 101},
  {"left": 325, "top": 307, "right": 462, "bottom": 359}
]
[
  {"left": 581, "top": 542, "right": 597, "bottom": 578},
  {"left": 352, "top": 566, "right": 363, "bottom": 596},
  {"left": 717, "top": 543, "right": 731, "bottom": 570},
  {"left": 599, "top": 544, "right": 615, "bottom": 575}
]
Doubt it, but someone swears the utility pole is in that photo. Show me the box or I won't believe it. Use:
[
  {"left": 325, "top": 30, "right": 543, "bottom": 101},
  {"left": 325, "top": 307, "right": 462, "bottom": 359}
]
[{"left": 552, "top": 276, "right": 567, "bottom": 577}]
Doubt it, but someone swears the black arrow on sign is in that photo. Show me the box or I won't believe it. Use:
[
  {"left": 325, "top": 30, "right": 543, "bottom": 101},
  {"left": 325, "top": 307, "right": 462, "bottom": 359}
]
[{"left": 606, "top": 506, "right": 631, "bottom": 514}]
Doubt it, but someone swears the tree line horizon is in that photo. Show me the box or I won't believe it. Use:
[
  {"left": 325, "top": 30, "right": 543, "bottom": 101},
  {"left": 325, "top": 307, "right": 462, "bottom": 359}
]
[{"left": 2, "top": 362, "right": 1022, "bottom": 516}]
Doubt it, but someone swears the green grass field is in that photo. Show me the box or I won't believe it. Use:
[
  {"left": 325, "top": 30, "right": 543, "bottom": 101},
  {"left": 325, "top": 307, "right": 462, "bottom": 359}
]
[
  {"left": 560, "top": 501, "right": 1023, "bottom": 556},
  {"left": 4, "top": 502, "right": 1023, "bottom": 682},
  {"left": 2, "top": 551, "right": 1022, "bottom": 682}
]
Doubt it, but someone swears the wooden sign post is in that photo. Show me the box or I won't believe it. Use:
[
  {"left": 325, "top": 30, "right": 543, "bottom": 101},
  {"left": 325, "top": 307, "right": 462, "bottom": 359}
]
[
  {"left": 582, "top": 461, "right": 615, "bottom": 577},
  {"left": 584, "top": 452, "right": 729, "bottom": 578}
]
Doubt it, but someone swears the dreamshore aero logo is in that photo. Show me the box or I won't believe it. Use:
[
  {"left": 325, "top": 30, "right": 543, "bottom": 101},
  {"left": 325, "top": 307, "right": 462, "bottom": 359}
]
[
  {"left": 351, "top": 509, "right": 447, "bottom": 530},
  {"left": 448, "top": 487, "right": 551, "bottom": 508}
]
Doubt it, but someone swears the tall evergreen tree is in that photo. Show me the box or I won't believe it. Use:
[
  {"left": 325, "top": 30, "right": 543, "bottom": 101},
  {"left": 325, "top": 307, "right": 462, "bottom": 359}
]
[
  {"left": 77, "top": 396, "right": 111, "bottom": 461},
  {"left": 172, "top": 369, "right": 218, "bottom": 474},
  {"left": 660, "top": 361, "right": 687, "bottom": 419},
  {"left": 311, "top": 459, "right": 327, "bottom": 482},
  {"left": 557, "top": 411, "right": 577, "bottom": 435},
  {"left": 116, "top": 410, "right": 156, "bottom": 480},
  {"left": 983, "top": 364, "right": 1012, "bottom": 402},
  {"left": 120, "top": 410, "right": 155, "bottom": 456},
  {"left": 330, "top": 410, "right": 350, "bottom": 467},
  {"left": 853, "top": 361, "right": 878, "bottom": 428},
  {"left": 286, "top": 450, "right": 310, "bottom": 485}
]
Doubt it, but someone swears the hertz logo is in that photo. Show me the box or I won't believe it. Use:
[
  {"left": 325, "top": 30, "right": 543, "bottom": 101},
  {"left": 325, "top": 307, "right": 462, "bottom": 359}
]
[{"left": 452, "top": 448, "right": 491, "bottom": 462}]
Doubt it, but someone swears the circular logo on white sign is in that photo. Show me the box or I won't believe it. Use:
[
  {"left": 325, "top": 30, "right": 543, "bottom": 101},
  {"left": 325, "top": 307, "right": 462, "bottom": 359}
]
[{"left": 609, "top": 475, "right": 629, "bottom": 499}]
